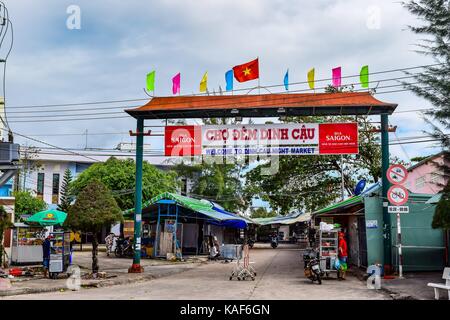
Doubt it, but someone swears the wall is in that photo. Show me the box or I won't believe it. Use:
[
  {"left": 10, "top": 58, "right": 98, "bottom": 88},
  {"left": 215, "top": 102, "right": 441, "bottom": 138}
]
[
  {"left": 405, "top": 154, "right": 448, "bottom": 194},
  {"left": 389, "top": 194, "right": 444, "bottom": 271},
  {"left": 364, "top": 197, "right": 384, "bottom": 268}
]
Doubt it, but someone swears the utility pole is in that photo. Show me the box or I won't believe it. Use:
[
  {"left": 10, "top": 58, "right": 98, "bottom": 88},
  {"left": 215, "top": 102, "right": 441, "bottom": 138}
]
[
  {"left": 128, "top": 119, "right": 151, "bottom": 273},
  {"left": 340, "top": 155, "right": 345, "bottom": 201}
]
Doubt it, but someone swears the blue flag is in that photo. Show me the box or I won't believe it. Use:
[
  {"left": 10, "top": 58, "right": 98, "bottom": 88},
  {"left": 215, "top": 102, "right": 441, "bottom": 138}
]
[
  {"left": 225, "top": 70, "right": 233, "bottom": 91},
  {"left": 284, "top": 69, "right": 289, "bottom": 91}
]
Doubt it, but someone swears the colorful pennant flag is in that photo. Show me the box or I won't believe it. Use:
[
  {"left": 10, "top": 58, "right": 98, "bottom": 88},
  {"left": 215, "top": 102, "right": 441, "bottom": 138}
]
[
  {"left": 146, "top": 70, "right": 155, "bottom": 92},
  {"left": 283, "top": 69, "right": 289, "bottom": 91},
  {"left": 172, "top": 72, "right": 181, "bottom": 95},
  {"left": 332, "top": 67, "right": 341, "bottom": 88},
  {"left": 232, "top": 58, "right": 259, "bottom": 82},
  {"left": 307, "top": 68, "right": 315, "bottom": 90},
  {"left": 225, "top": 70, "right": 233, "bottom": 91},
  {"left": 200, "top": 72, "right": 208, "bottom": 92},
  {"left": 360, "top": 65, "right": 369, "bottom": 88}
]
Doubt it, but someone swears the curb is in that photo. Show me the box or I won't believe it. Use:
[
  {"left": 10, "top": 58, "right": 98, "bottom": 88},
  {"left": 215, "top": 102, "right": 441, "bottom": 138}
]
[{"left": 0, "top": 262, "right": 203, "bottom": 297}]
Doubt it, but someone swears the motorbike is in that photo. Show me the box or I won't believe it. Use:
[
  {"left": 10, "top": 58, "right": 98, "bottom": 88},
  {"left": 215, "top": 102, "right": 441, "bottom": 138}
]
[
  {"left": 114, "top": 237, "right": 133, "bottom": 258},
  {"left": 270, "top": 235, "right": 278, "bottom": 249},
  {"left": 247, "top": 238, "right": 255, "bottom": 249},
  {"left": 303, "top": 250, "right": 323, "bottom": 284}
]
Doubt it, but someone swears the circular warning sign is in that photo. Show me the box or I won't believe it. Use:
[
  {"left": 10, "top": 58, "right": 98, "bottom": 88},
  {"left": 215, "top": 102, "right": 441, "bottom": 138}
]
[
  {"left": 387, "top": 164, "right": 408, "bottom": 185},
  {"left": 387, "top": 185, "right": 409, "bottom": 206}
]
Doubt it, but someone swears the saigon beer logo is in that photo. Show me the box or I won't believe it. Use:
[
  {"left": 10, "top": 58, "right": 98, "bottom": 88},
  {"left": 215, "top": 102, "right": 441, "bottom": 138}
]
[{"left": 43, "top": 213, "right": 56, "bottom": 220}]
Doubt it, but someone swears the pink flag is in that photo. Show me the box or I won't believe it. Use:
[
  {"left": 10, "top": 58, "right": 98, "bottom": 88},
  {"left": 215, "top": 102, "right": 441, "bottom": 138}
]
[
  {"left": 172, "top": 73, "right": 181, "bottom": 95},
  {"left": 332, "top": 67, "right": 341, "bottom": 88}
]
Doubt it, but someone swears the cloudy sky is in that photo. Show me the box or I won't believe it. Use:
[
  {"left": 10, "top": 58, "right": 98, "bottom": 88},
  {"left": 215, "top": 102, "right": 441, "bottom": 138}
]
[{"left": 1, "top": 0, "right": 445, "bottom": 162}]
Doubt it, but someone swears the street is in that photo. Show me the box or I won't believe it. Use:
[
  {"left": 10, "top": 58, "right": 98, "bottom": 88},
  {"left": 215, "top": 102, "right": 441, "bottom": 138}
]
[{"left": 3, "top": 244, "right": 389, "bottom": 300}]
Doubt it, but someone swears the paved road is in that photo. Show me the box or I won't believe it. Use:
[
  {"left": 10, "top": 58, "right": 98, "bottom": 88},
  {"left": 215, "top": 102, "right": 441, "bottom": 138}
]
[{"left": 4, "top": 244, "right": 390, "bottom": 300}]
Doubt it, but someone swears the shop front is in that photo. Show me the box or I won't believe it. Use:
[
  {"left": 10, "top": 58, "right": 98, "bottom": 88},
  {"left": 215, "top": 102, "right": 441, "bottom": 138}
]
[
  {"left": 312, "top": 182, "right": 445, "bottom": 272},
  {"left": 123, "top": 192, "right": 249, "bottom": 258}
]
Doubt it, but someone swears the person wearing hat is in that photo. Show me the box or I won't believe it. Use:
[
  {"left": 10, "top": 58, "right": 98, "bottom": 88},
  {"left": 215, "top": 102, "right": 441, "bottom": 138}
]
[{"left": 338, "top": 232, "right": 348, "bottom": 280}]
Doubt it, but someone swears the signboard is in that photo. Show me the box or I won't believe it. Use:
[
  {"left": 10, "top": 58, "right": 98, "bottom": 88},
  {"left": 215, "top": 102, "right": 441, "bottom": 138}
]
[
  {"left": 388, "top": 206, "right": 409, "bottom": 214},
  {"left": 164, "top": 123, "right": 358, "bottom": 156},
  {"left": 387, "top": 185, "right": 409, "bottom": 206},
  {"left": 366, "top": 220, "right": 378, "bottom": 229},
  {"left": 387, "top": 164, "right": 408, "bottom": 185}
]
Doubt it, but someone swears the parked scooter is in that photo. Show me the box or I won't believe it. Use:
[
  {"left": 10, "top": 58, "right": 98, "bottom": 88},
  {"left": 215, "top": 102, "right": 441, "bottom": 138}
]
[
  {"left": 270, "top": 234, "right": 278, "bottom": 249},
  {"left": 303, "top": 250, "right": 323, "bottom": 284},
  {"left": 114, "top": 237, "right": 133, "bottom": 258}
]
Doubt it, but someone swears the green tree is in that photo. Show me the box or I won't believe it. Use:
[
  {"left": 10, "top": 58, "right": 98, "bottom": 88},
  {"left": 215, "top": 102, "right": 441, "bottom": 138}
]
[
  {"left": 13, "top": 191, "right": 47, "bottom": 219},
  {"left": 432, "top": 180, "right": 450, "bottom": 230},
  {"left": 64, "top": 180, "right": 123, "bottom": 273},
  {"left": 57, "top": 168, "right": 73, "bottom": 213},
  {"left": 250, "top": 207, "right": 277, "bottom": 219},
  {"left": 175, "top": 161, "right": 246, "bottom": 212},
  {"left": 70, "top": 157, "right": 178, "bottom": 210},
  {"left": 403, "top": 1, "right": 450, "bottom": 257},
  {"left": 0, "top": 206, "right": 12, "bottom": 267}
]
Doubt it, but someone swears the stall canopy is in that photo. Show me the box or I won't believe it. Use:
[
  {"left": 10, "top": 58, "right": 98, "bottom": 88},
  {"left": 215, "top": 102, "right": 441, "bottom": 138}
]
[
  {"left": 253, "top": 211, "right": 311, "bottom": 226},
  {"left": 124, "top": 192, "right": 249, "bottom": 228},
  {"left": 312, "top": 182, "right": 381, "bottom": 216},
  {"left": 25, "top": 209, "right": 67, "bottom": 226}
]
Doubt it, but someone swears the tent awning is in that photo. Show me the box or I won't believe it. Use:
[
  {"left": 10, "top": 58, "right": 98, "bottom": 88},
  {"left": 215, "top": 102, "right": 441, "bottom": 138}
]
[
  {"left": 124, "top": 192, "right": 248, "bottom": 228},
  {"left": 253, "top": 212, "right": 311, "bottom": 226}
]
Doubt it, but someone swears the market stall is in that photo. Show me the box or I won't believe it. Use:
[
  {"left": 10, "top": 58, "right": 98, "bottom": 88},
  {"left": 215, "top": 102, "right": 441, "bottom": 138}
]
[{"left": 11, "top": 223, "right": 46, "bottom": 264}]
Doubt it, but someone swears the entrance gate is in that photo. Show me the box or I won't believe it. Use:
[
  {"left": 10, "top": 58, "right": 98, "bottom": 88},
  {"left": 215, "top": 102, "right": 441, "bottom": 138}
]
[{"left": 125, "top": 91, "right": 398, "bottom": 273}]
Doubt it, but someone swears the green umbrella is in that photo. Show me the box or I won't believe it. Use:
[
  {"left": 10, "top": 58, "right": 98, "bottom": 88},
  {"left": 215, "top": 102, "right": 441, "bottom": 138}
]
[{"left": 26, "top": 209, "right": 67, "bottom": 226}]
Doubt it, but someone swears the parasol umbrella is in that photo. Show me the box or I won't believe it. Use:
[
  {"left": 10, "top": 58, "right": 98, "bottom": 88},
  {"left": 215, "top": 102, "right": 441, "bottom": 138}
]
[{"left": 25, "top": 209, "right": 67, "bottom": 226}]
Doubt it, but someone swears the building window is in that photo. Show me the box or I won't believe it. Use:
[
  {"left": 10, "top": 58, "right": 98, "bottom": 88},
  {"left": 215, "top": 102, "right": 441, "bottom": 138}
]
[
  {"left": 52, "top": 173, "right": 60, "bottom": 204},
  {"left": 37, "top": 173, "right": 44, "bottom": 200},
  {"left": 415, "top": 176, "right": 425, "bottom": 189}
]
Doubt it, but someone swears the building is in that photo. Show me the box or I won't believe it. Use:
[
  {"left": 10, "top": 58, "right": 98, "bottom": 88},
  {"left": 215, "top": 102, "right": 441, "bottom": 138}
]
[
  {"left": 312, "top": 182, "right": 446, "bottom": 272},
  {"left": 405, "top": 151, "right": 449, "bottom": 194}
]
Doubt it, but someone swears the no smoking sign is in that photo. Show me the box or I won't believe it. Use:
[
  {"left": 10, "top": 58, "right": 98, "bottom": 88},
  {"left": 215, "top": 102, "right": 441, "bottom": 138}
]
[{"left": 387, "top": 185, "right": 409, "bottom": 206}]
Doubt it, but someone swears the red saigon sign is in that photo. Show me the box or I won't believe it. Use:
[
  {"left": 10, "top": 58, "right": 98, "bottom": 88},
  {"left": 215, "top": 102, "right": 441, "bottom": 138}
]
[
  {"left": 318, "top": 123, "right": 359, "bottom": 155},
  {"left": 164, "top": 126, "right": 202, "bottom": 156}
]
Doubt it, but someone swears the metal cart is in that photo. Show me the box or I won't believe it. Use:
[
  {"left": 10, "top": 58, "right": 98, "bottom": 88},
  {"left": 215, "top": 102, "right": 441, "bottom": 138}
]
[
  {"left": 226, "top": 244, "right": 256, "bottom": 281},
  {"left": 318, "top": 229, "right": 339, "bottom": 277},
  {"left": 49, "top": 231, "right": 71, "bottom": 279}
]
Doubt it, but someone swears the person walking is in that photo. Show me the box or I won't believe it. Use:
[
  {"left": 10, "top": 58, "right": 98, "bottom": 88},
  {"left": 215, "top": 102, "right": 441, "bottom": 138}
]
[
  {"left": 338, "top": 231, "right": 348, "bottom": 280},
  {"left": 42, "top": 236, "right": 51, "bottom": 278}
]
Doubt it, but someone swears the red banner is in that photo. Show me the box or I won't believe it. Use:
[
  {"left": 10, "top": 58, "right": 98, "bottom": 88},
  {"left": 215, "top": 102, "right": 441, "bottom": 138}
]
[
  {"left": 164, "top": 126, "right": 202, "bottom": 156},
  {"left": 318, "top": 123, "right": 358, "bottom": 154}
]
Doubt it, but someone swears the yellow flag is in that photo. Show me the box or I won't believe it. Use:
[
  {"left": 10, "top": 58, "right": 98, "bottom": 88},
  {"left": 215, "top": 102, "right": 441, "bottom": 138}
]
[
  {"left": 200, "top": 72, "right": 208, "bottom": 92},
  {"left": 307, "top": 68, "right": 315, "bottom": 90}
]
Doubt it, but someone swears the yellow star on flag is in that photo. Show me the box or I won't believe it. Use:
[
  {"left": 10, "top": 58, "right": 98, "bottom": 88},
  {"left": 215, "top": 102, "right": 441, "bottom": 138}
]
[{"left": 243, "top": 67, "right": 251, "bottom": 76}]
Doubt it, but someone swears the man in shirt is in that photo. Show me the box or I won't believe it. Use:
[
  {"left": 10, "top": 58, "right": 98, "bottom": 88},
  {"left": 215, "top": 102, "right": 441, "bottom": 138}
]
[
  {"left": 338, "top": 232, "right": 348, "bottom": 280},
  {"left": 42, "top": 236, "right": 51, "bottom": 278}
]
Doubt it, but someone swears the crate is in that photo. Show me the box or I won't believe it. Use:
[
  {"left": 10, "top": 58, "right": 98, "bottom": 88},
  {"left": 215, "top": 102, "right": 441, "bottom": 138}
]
[{"left": 221, "top": 244, "right": 242, "bottom": 260}]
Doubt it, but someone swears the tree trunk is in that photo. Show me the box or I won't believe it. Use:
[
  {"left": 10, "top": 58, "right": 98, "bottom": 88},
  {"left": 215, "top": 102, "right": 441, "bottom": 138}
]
[{"left": 92, "top": 233, "right": 99, "bottom": 274}]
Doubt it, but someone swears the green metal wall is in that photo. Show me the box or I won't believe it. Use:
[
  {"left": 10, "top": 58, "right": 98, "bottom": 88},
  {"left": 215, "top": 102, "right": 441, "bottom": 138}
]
[
  {"left": 363, "top": 194, "right": 445, "bottom": 272},
  {"left": 389, "top": 194, "right": 444, "bottom": 272},
  {"left": 364, "top": 197, "right": 384, "bottom": 267}
]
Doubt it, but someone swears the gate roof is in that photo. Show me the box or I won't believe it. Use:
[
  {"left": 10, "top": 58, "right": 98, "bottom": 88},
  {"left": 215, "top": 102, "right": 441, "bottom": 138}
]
[{"left": 126, "top": 92, "right": 397, "bottom": 119}]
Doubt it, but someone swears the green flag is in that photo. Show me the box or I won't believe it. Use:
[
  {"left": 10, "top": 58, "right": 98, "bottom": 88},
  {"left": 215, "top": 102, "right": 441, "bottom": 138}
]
[
  {"left": 146, "top": 70, "right": 155, "bottom": 91},
  {"left": 360, "top": 65, "right": 369, "bottom": 88}
]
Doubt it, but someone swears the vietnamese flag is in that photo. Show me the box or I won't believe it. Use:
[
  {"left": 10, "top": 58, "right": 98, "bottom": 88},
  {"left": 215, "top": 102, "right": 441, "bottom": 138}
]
[{"left": 232, "top": 58, "right": 259, "bottom": 82}]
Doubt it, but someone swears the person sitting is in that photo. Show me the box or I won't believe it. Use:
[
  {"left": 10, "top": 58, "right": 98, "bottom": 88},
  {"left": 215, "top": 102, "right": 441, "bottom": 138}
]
[{"left": 209, "top": 236, "right": 221, "bottom": 260}]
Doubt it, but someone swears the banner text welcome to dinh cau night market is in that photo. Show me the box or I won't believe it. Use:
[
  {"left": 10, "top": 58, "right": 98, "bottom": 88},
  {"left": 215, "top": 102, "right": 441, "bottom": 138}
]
[{"left": 164, "top": 123, "right": 358, "bottom": 156}]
